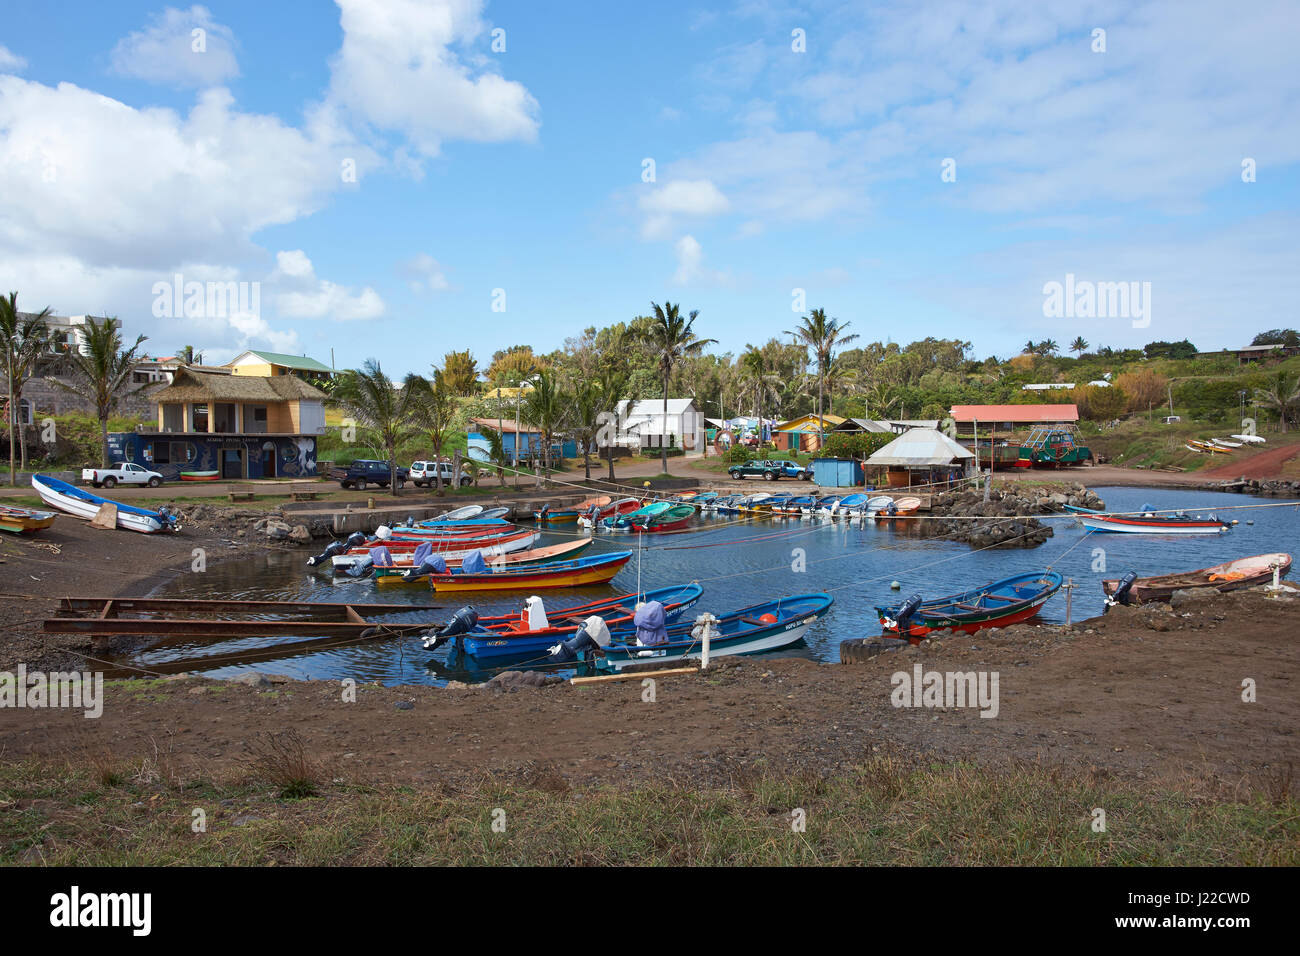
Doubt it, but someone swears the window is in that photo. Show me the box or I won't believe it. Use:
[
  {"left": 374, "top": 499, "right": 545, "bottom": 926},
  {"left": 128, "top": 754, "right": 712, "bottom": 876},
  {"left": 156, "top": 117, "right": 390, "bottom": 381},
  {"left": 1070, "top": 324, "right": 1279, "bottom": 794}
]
[
  {"left": 151, "top": 443, "right": 170, "bottom": 464},
  {"left": 162, "top": 404, "right": 184, "bottom": 432},
  {"left": 192, "top": 404, "right": 209, "bottom": 431},
  {"left": 243, "top": 404, "right": 268, "bottom": 433},
  {"left": 213, "top": 403, "right": 237, "bottom": 432}
]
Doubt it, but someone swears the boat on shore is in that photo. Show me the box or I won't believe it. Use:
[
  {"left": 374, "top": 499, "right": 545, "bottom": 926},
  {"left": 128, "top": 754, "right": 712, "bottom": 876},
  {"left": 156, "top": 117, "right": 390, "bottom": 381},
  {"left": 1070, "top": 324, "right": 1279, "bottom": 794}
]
[
  {"left": 31, "top": 474, "right": 180, "bottom": 533},
  {"left": 876, "top": 571, "right": 1063, "bottom": 640},
  {"left": 591, "top": 593, "right": 834, "bottom": 671},
  {"left": 424, "top": 550, "right": 632, "bottom": 592},
  {"left": 424, "top": 584, "right": 704, "bottom": 657},
  {"left": 1102, "top": 552, "right": 1292, "bottom": 606},
  {"left": 179, "top": 470, "right": 220, "bottom": 482},
  {"left": 0, "top": 503, "right": 58, "bottom": 534}
]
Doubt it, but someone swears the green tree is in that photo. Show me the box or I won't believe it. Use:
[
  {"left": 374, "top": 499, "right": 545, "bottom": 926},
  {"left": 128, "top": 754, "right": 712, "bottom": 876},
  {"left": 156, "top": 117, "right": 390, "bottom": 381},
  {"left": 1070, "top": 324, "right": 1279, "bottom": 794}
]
[
  {"left": 1069, "top": 336, "right": 1089, "bottom": 355},
  {"left": 50, "top": 317, "right": 148, "bottom": 468},
  {"left": 740, "top": 345, "right": 781, "bottom": 446},
  {"left": 0, "top": 293, "right": 52, "bottom": 483},
  {"left": 639, "top": 302, "right": 715, "bottom": 474},
  {"left": 330, "top": 359, "right": 423, "bottom": 497},
  {"left": 410, "top": 367, "right": 459, "bottom": 494},
  {"left": 786, "top": 307, "right": 858, "bottom": 439},
  {"left": 1255, "top": 370, "right": 1300, "bottom": 433},
  {"left": 520, "top": 370, "right": 567, "bottom": 477},
  {"left": 442, "top": 349, "right": 479, "bottom": 395}
]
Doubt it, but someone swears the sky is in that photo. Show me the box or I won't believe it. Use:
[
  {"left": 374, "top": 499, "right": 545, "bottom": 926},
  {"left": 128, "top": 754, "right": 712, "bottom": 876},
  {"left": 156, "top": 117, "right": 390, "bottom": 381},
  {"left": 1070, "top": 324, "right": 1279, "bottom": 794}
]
[{"left": 1, "top": 0, "right": 1297, "bottom": 375}]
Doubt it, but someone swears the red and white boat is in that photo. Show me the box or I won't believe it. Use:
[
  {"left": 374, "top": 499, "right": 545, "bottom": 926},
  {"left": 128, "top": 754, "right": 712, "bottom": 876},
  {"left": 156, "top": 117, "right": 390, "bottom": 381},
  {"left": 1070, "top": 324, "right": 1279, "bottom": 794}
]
[{"left": 1079, "top": 511, "right": 1230, "bottom": 535}]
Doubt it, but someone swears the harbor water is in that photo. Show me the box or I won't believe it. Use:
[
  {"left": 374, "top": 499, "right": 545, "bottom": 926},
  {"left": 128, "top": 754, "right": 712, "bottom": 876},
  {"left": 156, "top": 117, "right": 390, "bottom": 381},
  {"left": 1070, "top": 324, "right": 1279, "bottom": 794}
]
[{"left": 141, "top": 486, "right": 1300, "bottom": 685}]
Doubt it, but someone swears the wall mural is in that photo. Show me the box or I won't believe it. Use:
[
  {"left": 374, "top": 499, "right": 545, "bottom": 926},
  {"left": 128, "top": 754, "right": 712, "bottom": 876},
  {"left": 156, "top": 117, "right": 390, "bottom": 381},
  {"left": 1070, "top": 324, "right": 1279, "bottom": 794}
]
[{"left": 109, "top": 433, "right": 317, "bottom": 480}]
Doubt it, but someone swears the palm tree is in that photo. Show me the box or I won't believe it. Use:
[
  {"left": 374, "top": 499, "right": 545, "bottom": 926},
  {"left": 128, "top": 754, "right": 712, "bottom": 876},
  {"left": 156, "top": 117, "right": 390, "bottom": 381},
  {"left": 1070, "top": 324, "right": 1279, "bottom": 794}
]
[
  {"left": 1, "top": 293, "right": 52, "bottom": 484},
  {"left": 597, "top": 362, "right": 634, "bottom": 482},
  {"left": 482, "top": 428, "right": 509, "bottom": 487},
  {"left": 1023, "top": 340, "right": 1036, "bottom": 354},
  {"left": 1255, "top": 371, "right": 1300, "bottom": 433},
  {"left": 639, "top": 302, "right": 715, "bottom": 474},
  {"left": 410, "top": 367, "right": 458, "bottom": 494},
  {"left": 786, "top": 307, "right": 858, "bottom": 440},
  {"left": 1036, "top": 339, "right": 1060, "bottom": 356},
  {"left": 330, "top": 359, "right": 423, "bottom": 497},
  {"left": 570, "top": 377, "right": 604, "bottom": 480},
  {"left": 740, "top": 346, "right": 781, "bottom": 447},
  {"left": 521, "top": 370, "right": 567, "bottom": 479},
  {"left": 179, "top": 344, "right": 203, "bottom": 365},
  {"left": 1069, "top": 336, "right": 1089, "bottom": 356},
  {"left": 50, "top": 317, "right": 148, "bottom": 468}
]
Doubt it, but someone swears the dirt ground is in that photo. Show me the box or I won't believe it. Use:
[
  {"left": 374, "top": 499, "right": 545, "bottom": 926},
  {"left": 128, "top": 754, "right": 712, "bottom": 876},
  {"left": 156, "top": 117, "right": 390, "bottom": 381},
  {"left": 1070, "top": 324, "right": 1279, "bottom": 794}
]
[{"left": 1, "top": 516, "right": 1296, "bottom": 792}]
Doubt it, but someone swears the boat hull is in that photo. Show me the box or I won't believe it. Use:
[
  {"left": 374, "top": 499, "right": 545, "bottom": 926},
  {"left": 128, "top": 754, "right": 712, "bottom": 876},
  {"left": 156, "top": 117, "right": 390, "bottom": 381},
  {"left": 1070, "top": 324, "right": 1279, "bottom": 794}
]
[
  {"left": 1079, "top": 516, "right": 1229, "bottom": 534},
  {"left": 876, "top": 571, "right": 1062, "bottom": 640},
  {"left": 1101, "top": 552, "right": 1292, "bottom": 604},
  {"left": 179, "top": 471, "right": 220, "bottom": 481},
  {"left": 428, "top": 553, "right": 631, "bottom": 592},
  {"left": 31, "top": 474, "right": 176, "bottom": 533},
  {"left": 0, "top": 505, "right": 57, "bottom": 534},
  {"left": 372, "top": 539, "right": 593, "bottom": 586}
]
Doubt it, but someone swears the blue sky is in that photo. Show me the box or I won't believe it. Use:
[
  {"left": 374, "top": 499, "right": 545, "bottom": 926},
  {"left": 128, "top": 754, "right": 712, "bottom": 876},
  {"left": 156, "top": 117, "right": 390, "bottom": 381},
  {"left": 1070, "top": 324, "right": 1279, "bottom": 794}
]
[{"left": 1, "top": 0, "right": 1297, "bottom": 375}]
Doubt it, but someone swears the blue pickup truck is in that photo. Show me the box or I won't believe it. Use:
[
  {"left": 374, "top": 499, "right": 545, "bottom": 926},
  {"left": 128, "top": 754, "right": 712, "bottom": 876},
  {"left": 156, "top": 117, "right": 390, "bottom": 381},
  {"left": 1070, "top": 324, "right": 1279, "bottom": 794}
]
[{"left": 332, "top": 459, "right": 409, "bottom": 490}]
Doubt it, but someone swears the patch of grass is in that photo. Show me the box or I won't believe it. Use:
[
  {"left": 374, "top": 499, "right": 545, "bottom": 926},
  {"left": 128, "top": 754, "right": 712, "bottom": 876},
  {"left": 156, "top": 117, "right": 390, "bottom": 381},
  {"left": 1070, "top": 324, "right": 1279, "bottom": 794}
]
[
  {"left": 244, "top": 731, "right": 324, "bottom": 800},
  {"left": 0, "top": 756, "right": 1294, "bottom": 866}
]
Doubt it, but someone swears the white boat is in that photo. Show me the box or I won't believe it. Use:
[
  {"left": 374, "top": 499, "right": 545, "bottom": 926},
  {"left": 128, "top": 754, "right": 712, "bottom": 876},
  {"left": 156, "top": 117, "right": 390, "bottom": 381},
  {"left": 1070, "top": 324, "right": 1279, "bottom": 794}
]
[
  {"left": 1231, "top": 434, "right": 1266, "bottom": 444},
  {"left": 1210, "top": 438, "right": 1243, "bottom": 448},
  {"left": 865, "top": 494, "right": 894, "bottom": 516},
  {"left": 31, "top": 474, "right": 180, "bottom": 534},
  {"left": 429, "top": 505, "right": 484, "bottom": 521},
  {"left": 330, "top": 531, "right": 540, "bottom": 571}
]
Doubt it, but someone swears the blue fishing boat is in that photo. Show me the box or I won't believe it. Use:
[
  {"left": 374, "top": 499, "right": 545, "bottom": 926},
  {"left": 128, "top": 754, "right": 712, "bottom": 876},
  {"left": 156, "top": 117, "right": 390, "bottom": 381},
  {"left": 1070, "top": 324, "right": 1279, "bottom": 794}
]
[
  {"left": 603, "top": 501, "right": 671, "bottom": 530},
  {"left": 807, "top": 494, "right": 842, "bottom": 517},
  {"left": 586, "top": 593, "right": 834, "bottom": 671},
  {"left": 836, "top": 493, "right": 871, "bottom": 517},
  {"left": 430, "top": 584, "right": 705, "bottom": 657},
  {"left": 1062, "top": 503, "right": 1104, "bottom": 514},
  {"left": 875, "top": 570, "right": 1063, "bottom": 639}
]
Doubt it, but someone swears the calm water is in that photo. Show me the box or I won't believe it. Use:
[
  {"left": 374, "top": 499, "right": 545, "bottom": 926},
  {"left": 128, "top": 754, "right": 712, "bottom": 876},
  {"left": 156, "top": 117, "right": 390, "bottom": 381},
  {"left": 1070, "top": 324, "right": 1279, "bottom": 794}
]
[{"left": 142, "top": 486, "right": 1300, "bottom": 685}]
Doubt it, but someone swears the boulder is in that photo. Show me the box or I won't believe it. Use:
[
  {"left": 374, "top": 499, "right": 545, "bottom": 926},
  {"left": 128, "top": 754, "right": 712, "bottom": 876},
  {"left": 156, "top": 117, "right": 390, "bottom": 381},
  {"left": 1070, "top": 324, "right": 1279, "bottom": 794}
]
[
  {"left": 288, "top": 524, "right": 312, "bottom": 544},
  {"left": 265, "top": 520, "right": 292, "bottom": 541}
]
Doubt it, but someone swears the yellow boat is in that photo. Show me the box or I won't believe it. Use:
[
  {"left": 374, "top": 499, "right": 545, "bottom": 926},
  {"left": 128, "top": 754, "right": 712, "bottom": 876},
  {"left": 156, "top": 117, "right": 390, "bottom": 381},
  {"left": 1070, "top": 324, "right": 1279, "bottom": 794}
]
[{"left": 0, "top": 504, "right": 57, "bottom": 534}]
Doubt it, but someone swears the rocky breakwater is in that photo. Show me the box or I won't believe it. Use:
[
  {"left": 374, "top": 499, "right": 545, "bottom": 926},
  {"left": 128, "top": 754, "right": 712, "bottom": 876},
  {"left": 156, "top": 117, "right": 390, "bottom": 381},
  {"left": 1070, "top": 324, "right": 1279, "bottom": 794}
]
[
  {"left": 178, "top": 504, "right": 335, "bottom": 546},
  {"left": 919, "top": 481, "right": 1105, "bottom": 549}
]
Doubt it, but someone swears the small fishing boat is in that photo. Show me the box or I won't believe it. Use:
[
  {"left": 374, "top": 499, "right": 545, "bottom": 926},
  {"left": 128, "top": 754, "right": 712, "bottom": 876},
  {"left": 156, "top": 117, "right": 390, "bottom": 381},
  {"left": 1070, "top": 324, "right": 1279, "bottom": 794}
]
[
  {"left": 774, "top": 494, "right": 816, "bottom": 516},
  {"left": 0, "top": 503, "right": 57, "bottom": 534},
  {"left": 426, "top": 583, "right": 705, "bottom": 657},
  {"left": 807, "top": 494, "right": 842, "bottom": 517},
  {"left": 589, "top": 593, "right": 835, "bottom": 671},
  {"left": 737, "top": 493, "right": 775, "bottom": 514},
  {"left": 603, "top": 500, "right": 671, "bottom": 531},
  {"left": 764, "top": 494, "right": 796, "bottom": 516},
  {"left": 31, "top": 474, "right": 180, "bottom": 533},
  {"left": 639, "top": 503, "right": 696, "bottom": 532},
  {"left": 1079, "top": 508, "right": 1230, "bottom": 534},
  {"left": 865, "top": 494, "right": 894, "bottom": 515},
  {"left": 431, "top": 505, "right": 484, "bottom": 521},
  {"left": 714, "top": 494, "right": 749, "bottom": 515},
  {"left": 876, "top": 571, "right": 1063, "bottom": 640},
  {"left": 535, "top": 495, "right": 611, "bottom": 524},
  {"left": 1185, "top": 439, "right": 1230, "bottom": 455},
  {"left": 423, "top": 550, "right": 632, "bottom": 593},
  {"left": 1231, "top": 434, "right": 1266, "bottom": 444},
  {"left": 836, "top": 493, "right": 871, "bottom": 517},
  {"left": 329, "top": 529, "right": 540, "bottom": 571},
  {"left": 1210, "top": 438, "right": 1242, "bottom": 449},
  {"left": 179, "top": 470, "right": 220, "bottom": 482},
  {"left": 1102, "top": 552, "right": 1292, "bottom": 606},
  {"left": 407, "top": 516, "right": 513, "bottom": 531},
  {"left": 691, "top": 491, "right": 718, "bottom": 506},
  {"left": 893, "top": 496, "right": 921, "bottom": 516},
  {"left": 372, "top": 538, "right": 594, "bottom": 586},
  {"left": 579, "top": 496, "right": 642, "bottom": 527},
  {"left": 1063, "top": 503, "right": 1105, "bottom": 514}
]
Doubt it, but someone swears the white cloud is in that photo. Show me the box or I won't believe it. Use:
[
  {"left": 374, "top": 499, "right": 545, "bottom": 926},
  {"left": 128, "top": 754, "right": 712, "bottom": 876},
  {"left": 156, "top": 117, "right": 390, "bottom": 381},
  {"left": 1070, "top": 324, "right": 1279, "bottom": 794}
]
[
  {"left": 0, "top": 45, "right": 27, "bottom": 73},
  {"left": 639, "top": 179, "right": 730, "bottom": 239},
  {"left": 672, "top": 235, "right": 730, "bottom": 286},
  {"left": 273, "top": 249, "right": 385, "bottom": 321},
  {"left": 397, "top": 253, "right": 451, "bottom": 294},
  {"left": 325, "top": 0, "right": 540, "bottom": 158},
  {"left": 109, "top": 5, "right": 239, "bottom": 88}
]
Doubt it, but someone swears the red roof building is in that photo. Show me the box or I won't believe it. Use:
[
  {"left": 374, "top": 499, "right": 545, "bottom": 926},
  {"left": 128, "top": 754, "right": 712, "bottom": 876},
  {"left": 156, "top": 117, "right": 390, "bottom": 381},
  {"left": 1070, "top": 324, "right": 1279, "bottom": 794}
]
[{"left": 949, "top": 404, "right": 1079, "bottom": 427}]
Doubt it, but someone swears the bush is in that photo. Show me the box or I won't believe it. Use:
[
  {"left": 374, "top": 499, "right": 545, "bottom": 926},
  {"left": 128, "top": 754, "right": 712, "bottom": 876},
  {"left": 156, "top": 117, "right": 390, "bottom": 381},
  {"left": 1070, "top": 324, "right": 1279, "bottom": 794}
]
[
  {"left": 820, "top": 432, "right": 894, "bottom": 460},
  {"left": 724, "top": 444, "right": 756, "bottom": 464}
]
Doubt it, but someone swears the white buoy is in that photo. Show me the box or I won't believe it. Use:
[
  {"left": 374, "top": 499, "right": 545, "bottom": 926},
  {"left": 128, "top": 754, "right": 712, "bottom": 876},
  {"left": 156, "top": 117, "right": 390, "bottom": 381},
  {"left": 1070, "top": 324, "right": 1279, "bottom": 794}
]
[{"left": 890, "top": 580, "right": 901, "bottom": 590}]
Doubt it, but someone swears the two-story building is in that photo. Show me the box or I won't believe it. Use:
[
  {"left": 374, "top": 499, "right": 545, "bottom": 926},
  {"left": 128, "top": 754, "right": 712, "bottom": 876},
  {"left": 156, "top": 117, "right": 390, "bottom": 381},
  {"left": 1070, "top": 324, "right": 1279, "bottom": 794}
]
[
  {"left": 107, "top": 368, "right": 328, "bottom": 479},
  {"left": 226, "top": 350, "right": 335, "bottom": 381}
]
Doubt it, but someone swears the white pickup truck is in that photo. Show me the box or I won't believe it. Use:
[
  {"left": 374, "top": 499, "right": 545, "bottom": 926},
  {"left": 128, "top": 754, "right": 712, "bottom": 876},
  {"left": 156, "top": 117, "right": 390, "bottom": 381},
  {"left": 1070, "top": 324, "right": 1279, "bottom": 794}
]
[{"left": 82, "top": 462, "right": 165, "bottom": 489}]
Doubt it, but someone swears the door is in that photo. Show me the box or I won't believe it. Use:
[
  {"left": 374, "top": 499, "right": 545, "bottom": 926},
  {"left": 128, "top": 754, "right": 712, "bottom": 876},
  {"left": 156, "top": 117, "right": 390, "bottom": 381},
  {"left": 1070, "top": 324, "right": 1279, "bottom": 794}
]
[
  {"left": 222, "top": 448, "right": 243, "bottom": 479},
  {"left": 261, "top": 442, "right": 276, "bottom": 478}
]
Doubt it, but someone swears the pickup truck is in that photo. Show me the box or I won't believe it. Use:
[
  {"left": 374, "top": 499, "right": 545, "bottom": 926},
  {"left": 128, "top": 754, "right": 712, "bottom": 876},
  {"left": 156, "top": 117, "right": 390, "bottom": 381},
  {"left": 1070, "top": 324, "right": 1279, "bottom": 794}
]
[
  {"left": 332, "top": 459, "right": 408, "bottom": 490},
  {"left": 410, "top": 460, "right": 472, "bottom": 488},
  {"left": 728, "top": 459, "right": 785, "bottom": 481},
  {"left": 82, "top": 462, "right": 165, "bottom": 489}
]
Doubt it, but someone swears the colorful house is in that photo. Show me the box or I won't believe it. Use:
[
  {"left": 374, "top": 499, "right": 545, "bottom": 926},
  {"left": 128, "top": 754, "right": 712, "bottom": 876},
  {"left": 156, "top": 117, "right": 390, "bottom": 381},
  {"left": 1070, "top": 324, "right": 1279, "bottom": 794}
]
[
  {"left": 108, "top": 368, "right": 328, "bottom": 480},
  {"left": 467, "top": 418, "right": 577, "bottom": 463},
  {"left": 774, "top": 413, "right": 845, "bottom": 452},
  {"left": 226, "top": 350, "right": 335, "bottom": 381}
]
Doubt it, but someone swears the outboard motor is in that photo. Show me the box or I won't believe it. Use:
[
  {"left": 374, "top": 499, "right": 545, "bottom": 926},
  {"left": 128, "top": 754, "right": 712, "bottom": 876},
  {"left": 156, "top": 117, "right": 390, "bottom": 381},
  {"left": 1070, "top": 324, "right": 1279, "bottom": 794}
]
[
  {"left": 537, "top": 504, "right": 549, "bottom": 522},
  {"left": 401, "top": 553, "right": 447, "bottom": 582},
  {"left": 422, "top": 605, "right": 479, "bottom": 650},
  {"left": 1105, "top": 570, "right": 1139, "bottom": 609},
  {"left": 633, "top": 601, "right": 668, "bottom": 646},
  {"left": 375, "top": 525, "right": 393, "bottom": 541},
  {"left": 523, "top": 595, "right": 549, "bottom": 630},
  {"left": 882, "top": 592, "right": 924, "bottom": 636},
  {"left": 547, "top": 615, "right": 612, "bottom": 664},
  {"left": 311, "top": 530, "right": 368, "bottom": 566},
  {"left": 883, "top": 500, "right": 899, "bottom": 517}
]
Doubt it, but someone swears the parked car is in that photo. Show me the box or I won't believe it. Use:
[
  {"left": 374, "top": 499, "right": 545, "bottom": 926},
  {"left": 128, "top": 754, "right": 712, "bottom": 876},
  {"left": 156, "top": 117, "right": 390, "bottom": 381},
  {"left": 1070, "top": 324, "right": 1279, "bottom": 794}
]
[
  {"left": 410, "top": 461, "right": 472, "bottom": 488},
  {"left": 333, "top": 459, "right": 408, "bottom": 490},
  {"left": 773, "top": 460, "right": 810, "bottom": 480},
  {"left": 82, "top": 462, "right": 164, "bottom": 489},
  {"left": 728, "top": 459, "right": 785, "bottom": 481}
]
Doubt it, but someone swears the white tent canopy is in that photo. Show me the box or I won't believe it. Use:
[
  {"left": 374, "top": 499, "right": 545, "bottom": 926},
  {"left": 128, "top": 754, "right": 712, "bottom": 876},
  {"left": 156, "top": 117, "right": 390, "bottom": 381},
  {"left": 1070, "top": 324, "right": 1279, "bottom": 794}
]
[{"left": 865, "top": 428, "right": 976, "bottom": 468}]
